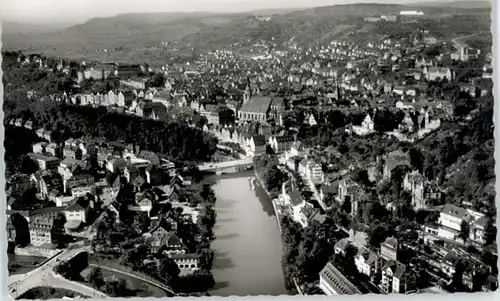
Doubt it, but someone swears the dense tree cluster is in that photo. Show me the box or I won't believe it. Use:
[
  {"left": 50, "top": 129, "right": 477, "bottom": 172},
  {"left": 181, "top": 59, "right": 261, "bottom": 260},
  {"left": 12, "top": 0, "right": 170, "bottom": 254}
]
[
  {"left": 253, "top": 154, "right": 288, "bottom": 197},
  {"left": 4, "top": 127, "right": 43, "bottom": 177},
  {"left": 8, "top": 101, "right": 218, "bottom": 163}
]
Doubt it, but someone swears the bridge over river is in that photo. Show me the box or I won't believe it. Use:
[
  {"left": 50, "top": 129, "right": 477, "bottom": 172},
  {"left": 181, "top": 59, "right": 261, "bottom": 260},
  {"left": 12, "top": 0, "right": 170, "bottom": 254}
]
[{"left": 197, "top": 157, "right": 253, "bottom": 173}]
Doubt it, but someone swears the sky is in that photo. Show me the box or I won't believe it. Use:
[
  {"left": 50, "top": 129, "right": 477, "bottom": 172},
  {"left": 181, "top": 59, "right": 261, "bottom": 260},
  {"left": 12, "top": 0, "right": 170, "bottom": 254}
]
[{"left": 1, "top": 0, "right": 452, "bottom": 24}]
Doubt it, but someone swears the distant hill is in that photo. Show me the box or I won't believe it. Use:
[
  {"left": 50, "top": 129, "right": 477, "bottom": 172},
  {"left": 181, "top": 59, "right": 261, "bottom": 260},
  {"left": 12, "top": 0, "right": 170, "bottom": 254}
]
[
  {"left": 409, "top": 0, "right": 491, "bottom": 9},
  {"left": 2, "top": 2, "right": 491, "bottom": 64},
  {"left": 1, "top": 21, "right": 78, "bottom": 35}
]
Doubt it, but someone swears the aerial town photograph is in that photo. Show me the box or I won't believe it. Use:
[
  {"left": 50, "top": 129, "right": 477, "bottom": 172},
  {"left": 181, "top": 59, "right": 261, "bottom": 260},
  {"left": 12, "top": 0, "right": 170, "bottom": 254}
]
[{"left": 1, "top": 0, "right": 497, "bottom": 299}]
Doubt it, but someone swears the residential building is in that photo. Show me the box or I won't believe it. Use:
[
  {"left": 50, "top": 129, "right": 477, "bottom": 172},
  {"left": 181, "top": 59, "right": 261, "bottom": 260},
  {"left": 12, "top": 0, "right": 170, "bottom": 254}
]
[
  {"left": 337, "top": 178, "right": 360, "bottom": 204},
  {"left": 32, "top": 142, "right": 48, "bottom": 154},
  {"left": 64, "top": 201, "right": 87, "bottom": 223},
  {"left": 298, "top": 158, "right": 324, "bottom": 183},
  {"left": 269, "top": 135, "right": 294, "bottom": 154},
  {"left": 63, "top": 174, "right": 95, "bottom": 193},
  {"left": 334, "top": 238, "right": 351, "bottom": 256},
  {"left": 28, "top": 153, "right": 60, "bottom": 171},
  {"left": 29, "top": 216, "right": 53, "bottom": 246},
  {"left": 380, "top": 237, "right": 399, "bottom": 261},
  {"left": 355, "top": 247, "right": 379, "bottom": 278},
  {"left": 423, "top": 67, "right": 453, "bottom": 81},
  {"left": 380, "top": 261, "right": 416, "bottom": 294}
]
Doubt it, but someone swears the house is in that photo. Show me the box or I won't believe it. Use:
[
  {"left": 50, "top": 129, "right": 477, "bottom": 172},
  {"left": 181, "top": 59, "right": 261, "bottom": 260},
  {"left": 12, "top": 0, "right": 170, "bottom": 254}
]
[
  {"left": 147, "top": 225, "right": 171, "bottom": 253},
  {"left": 398, "top": 112, "right": 415, "bottom": 133},
  {"left": 128, "top": 192, "right": 154, "bottom": 217},
  {"left": 319, "top": 262, "right": 362, "bottom": 295},
  {"left": 30, "top": 171, "right": 62, "bottom": 199},
  {"left": 63, "top": 146, "right": 83, "bottom": 160},
  {"left": 238, "top": 96, "right": 272, "bottom": 122},
  {"left": 423, "top": 67, "right": 453, "bottom": 81},
  {"left": 286, "top": 156, "right": 303, "bottom": 174},
  {"left": 436, "top": 204, "right": 486, "bottom": 244},
  {"left": 289, "top": 141, "right": 305, "bottom": 157},
  {"left": 28, "top": 153, "right": 60, "bottom": 171},
  {"left": 145, "top": 164, "right": 161, "bottom": 185},
  {"left": 55, "top": 195, "right": 76, "bottom": 207},
  {"left": 106, "top": 157, "right": 127, "bottom": 173},
  {"left": 124, "top": 164, "right": 142, "bottom": 184},
  {"left": 383, "top": 150, "right": 410, "bottom": 179},
  {"left": 298, "top": 158, "right": 324, "bottom": 184},
  {"left": 64, "top": 200, "right": 88, "bottom": 223},
  {"left": 380, "top": 261, "right": 416, "bottom": 294},
  {"left": 319, "top": 182, "right": 338, "bottom": 206},
  {"left": 250, "top": 135, "right": 267, "bottom": 158},
  {"left": 353, "top": 113, "right": 375, "bottom": 136},
  {"left": 355, "top": 247, "right": 379, "bottom": 278},
  {"left": 269, "top": 135, "right": 295, "bottom": 154},
  {"left": 63, "top": 173, "right": 94, "bottom": 193},
  {"left": 32, "top": 142, "right": 48, "bottom": 154},
  {"left": 334, "top": 238, "right": 351, "bottom": 256},
  {"left": 281, "top": 181, "right": 314, "bottom": 228},
  {"left": 72, "top": 186, "right": 96, "bottom": 198},
  {"left": 482, "top": 275, "right": 498, "bottom": 292},
  {"left": 441, "top": 251, "right": 460, "bottom": 278},
  {"left": 29, "top": 216, "right": 54, "bottom": 246},
  {"left": 380, "top": 237, "right": 399, "bottom": 261},
  {"left": 337, "top": 178, "right": 360, "bottom": 204},
  {"left": 45, "top": 143, "right": 61, "bottom": 157},
  {"left": 403, "top": 170, "right": 427, "bottom": 210}
]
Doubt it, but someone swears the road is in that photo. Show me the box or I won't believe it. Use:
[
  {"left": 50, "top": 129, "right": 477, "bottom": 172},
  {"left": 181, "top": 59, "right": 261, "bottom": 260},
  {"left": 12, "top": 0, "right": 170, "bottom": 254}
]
[
  {"left": 451, "top": 32, "right": 487, "bottom": 49},
  {"left": 8, "top": 246, "right": 107, "bottom": 299}
]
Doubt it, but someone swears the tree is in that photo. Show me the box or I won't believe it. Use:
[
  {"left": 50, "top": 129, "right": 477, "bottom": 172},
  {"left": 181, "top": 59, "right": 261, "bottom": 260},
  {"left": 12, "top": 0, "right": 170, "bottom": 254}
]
[
  {"left": 459, "top": 220, "right": 470, "bottom": 243},
  {"left": 483, "top": 217, "right": 497, "bottom": 246},
  {"left": 88, "top": 267, "right": 105, "bottom": 289},
  {"left": 51, "top": 213, "right": 68, "bottom": 248},
  {"left": 159, "top": 257, "right": 180, "bottom": 283},
  {"left": 368, "top": 224, "right": 389, "bottom": 248},
  {"left": 138, "top": 212, "right": 150, "bottom": 233},
  {"left": 104, "top": 277, "right": 127, "bottom": 297}
]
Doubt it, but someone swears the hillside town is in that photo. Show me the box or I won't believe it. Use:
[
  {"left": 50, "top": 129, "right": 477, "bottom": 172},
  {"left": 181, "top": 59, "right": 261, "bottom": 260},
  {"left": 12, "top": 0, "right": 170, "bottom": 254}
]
[{"left": 3, "top": 2, "right": 497, "bottom": 299}]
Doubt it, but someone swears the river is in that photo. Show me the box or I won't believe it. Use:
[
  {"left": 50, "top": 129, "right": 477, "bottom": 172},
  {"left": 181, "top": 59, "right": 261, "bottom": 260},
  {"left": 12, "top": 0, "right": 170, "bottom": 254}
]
[{"left": 209, "top": 173, "right": 287, "bottom": 296}]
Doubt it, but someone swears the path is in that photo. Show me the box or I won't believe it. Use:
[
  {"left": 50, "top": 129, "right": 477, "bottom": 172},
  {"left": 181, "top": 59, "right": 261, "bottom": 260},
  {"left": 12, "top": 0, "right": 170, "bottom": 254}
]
[{"left": 89, "top": 264, "right": 176, "bottom": 296}]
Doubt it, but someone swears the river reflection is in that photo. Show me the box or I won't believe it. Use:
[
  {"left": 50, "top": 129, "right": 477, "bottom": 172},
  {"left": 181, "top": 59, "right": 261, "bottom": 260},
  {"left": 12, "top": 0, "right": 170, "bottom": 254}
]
[{"left": 209, "top": 175, "right": 286, "bottom": 296}]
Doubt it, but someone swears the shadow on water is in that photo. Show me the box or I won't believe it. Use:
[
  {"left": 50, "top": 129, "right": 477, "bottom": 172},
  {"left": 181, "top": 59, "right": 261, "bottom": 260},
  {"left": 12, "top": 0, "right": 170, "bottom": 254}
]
[
  {"left": 211, "top": 281, "right": 230, "bottom": 290},
  {"left": 212, "top": 256, "right": 236, "bottom": 270},
  {"left": 252, "top": 178, "right": 275, "bottom": 217},
  {"left": 216, "top": 233, "right": 239, "bottom": 240},
  {"left": 215, "top": 201, "right": 236, "bottom": 209},
  {"left": 216, "top": 217, "right": 238, "bottom": 223}
]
